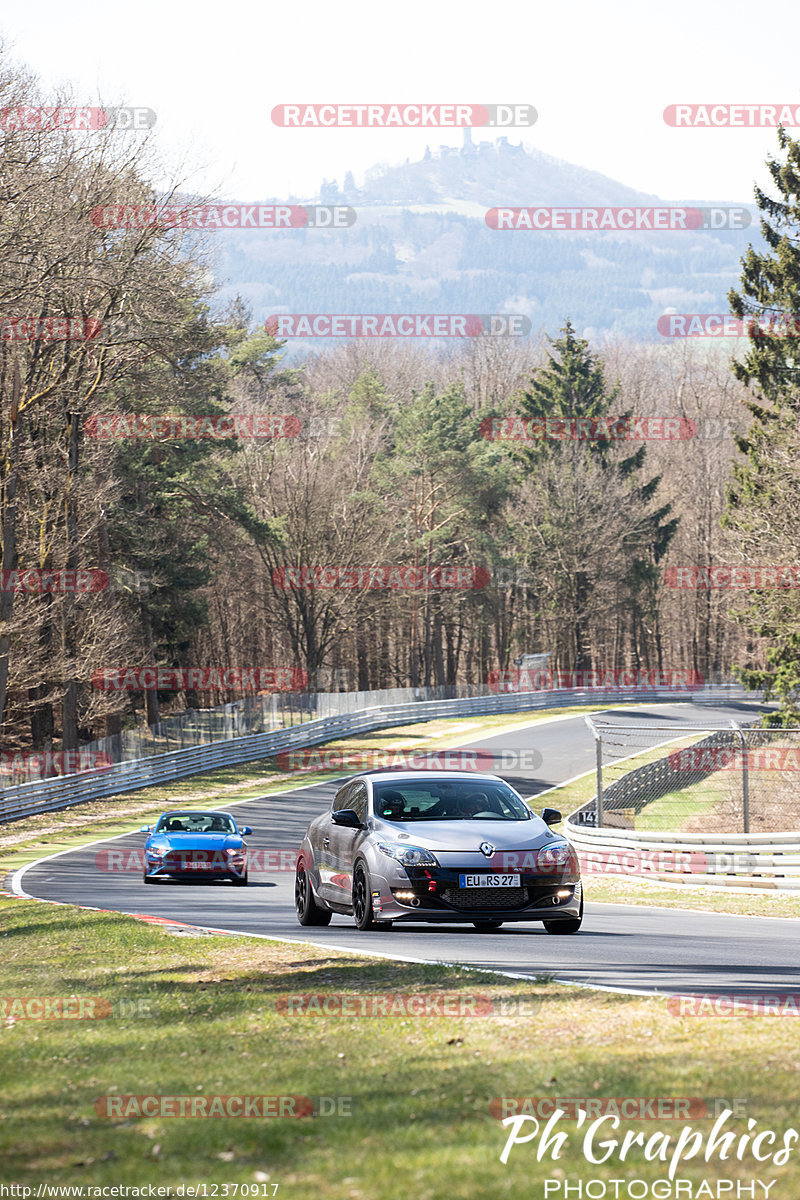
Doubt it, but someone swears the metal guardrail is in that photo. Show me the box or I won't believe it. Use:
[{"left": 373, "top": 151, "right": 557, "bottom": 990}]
[
  {"left": 563, "top": 817, "right": 800, "bottom": 890},
  {"left": 0, "top": 684, "right": 757, "bottom": 823},
  {"left": 565, "top": 702, "right": 800, "bottom": 889}
]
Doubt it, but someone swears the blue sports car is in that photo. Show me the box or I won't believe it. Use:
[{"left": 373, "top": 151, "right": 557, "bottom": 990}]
[{"left": 140, "top": 810, "right": 253, "bottom": 885}]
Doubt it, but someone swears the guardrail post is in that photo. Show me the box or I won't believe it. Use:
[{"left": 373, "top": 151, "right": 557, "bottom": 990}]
[{"left": 730, "top": 720, "right": 749, "bottom": 834}]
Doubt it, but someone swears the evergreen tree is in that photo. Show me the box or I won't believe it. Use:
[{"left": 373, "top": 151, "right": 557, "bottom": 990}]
[
  {"left": 725, "top": 127, "right": 800, "bottom": 720},
  {"left": 513, "top": 322, "right": 677, "bottom": 671}
]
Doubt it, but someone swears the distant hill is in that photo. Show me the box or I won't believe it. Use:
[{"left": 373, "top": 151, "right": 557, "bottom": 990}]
[{"left": 210, "top": 137, "right": 763, "bottom": 346}]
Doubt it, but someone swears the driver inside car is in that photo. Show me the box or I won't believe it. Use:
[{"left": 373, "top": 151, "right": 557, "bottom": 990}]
[
  {"left": 461, "top": 792, "right": 490, "bottom": 818},
  {"left": 379, "top": 791, "right": 406, "bottom": 820}
]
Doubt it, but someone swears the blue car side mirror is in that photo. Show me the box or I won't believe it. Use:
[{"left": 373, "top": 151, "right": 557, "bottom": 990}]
[
  {"left": 242, "top": 826, "right": 253, "bottom": 836},
  {"left": 139, "top": 825, "right": 151, "bottom": 833}
]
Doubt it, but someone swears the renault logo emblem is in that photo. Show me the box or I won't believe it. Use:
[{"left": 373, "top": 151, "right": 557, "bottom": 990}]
[{"left": 479, "top": 842, "right": 495, "bottom": 858}]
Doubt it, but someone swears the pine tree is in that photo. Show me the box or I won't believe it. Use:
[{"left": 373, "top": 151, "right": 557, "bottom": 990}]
[
  {"left": 513, "top": 322, "right": 677, "bottom": 672},
  {"left": 725, "top": 127, "right": 800, "bottom": 720}
]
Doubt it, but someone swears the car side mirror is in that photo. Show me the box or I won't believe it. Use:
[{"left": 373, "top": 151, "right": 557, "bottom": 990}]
[
  {"left": 139, "top": 825, "right": 151, "bottom": 833},
  {"left": 331, "top": 808, "right": 362, "bottom": 829},
  {"left": 542, "top": 808, "right": 562, "bottom": 826},
  {"left": 241, "top": 826, "right": 253, "bottom": 836}
]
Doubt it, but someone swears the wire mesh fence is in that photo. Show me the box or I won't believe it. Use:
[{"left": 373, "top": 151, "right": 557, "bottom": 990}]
[
  {"left": 579, "top": 718, "right": 800, "bottom": 834},
  {"left": 0, "top": 683, "right": 487, "bottom": 787},
  {"left": 0, "top": 680, "right": 757, "bottom": 790}
]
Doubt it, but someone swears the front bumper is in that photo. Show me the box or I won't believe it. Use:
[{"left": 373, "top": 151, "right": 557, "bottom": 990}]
[
  {"left": 145, "top": 851, "right": 246, "bottom": 880},
  {"left": 371, "top": 864, "right": 582, "bottom": 922}
]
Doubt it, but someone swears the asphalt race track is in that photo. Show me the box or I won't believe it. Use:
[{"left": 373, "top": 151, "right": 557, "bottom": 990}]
[{"left": 14, "top": 701, "right": 800, "bottom": 998}]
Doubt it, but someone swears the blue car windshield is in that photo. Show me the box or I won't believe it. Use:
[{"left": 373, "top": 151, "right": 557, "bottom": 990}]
[
  {"left": 373, "top": 780, "right": 532, "bottom": 822},
  {"left": 155, "top": 813, "right": 236, "bottom": 834}
]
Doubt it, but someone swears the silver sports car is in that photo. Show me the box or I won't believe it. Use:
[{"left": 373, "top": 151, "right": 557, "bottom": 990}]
[{"left": 295, "top": 770, "right": 583, "bottom": 932}]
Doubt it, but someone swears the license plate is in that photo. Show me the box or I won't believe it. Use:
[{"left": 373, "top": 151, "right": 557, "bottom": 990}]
[{"left": 459, "top": 873, "right": 520, "bottom": 887}]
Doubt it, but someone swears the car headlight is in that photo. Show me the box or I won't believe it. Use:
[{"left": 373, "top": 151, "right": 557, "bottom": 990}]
[
  {"left": 224, "top": 848, "right": 245, "bottom": 857},
  {"left": 537, "top": 842, "right": 577, "bottom": 873},
  {"left": 147, "top": 848, "right": 164, "bottom": 858},
  {"left": 377, "top": 843, "right": 438, "bottom": 867}
]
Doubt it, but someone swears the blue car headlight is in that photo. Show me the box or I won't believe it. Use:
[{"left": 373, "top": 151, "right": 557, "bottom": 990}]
[{"left": 377, "top": 843, "right": 438, "bottom": 867}]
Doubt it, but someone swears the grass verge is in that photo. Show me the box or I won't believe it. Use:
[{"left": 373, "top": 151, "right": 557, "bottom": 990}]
[{"left": 2, "top": 896, "right": 800, "bottom": 1198}]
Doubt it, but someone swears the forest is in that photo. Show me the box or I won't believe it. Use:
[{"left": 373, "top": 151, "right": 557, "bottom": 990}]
[{"left": 2, "top": 48, "right": 799, "bottom": 761}]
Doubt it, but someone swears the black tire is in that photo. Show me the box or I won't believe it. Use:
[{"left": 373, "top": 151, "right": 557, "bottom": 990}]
[
  {"left": 295, "top": 862, "right": 332, "bottom": 926},
  {"left": 232, "top": 872, "right": 248, "bottom": 886},
  {"left": 543, "top": 895, "right": 583, "bottom": 934},
  {"left": 472, "top": 921, "right": 504, "bottom": 931},
  {"left": 352, "top": 862, "right": 378, "bottom": 931},
  {"left": 143, "top": 871, "right": 156, "bottom": 884}
]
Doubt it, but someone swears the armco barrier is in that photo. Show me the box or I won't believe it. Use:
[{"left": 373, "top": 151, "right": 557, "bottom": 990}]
[
  {"left": 0, "top": 684, "right": 756, "bottom": 823},
  {"left": 564, "top": 816, "right": 800, "bottom": 890}
]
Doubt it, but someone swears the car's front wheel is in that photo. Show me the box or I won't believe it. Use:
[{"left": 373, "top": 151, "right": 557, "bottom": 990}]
[
  {"left": 295, "top": 862, "right": 331, "bottom": 926},
  {"left": 231, "top": 872, "right": 248, "bottom": 886},
  {"left": 142, "top": 872, "right": 155, "bottom": 885},
  {"left": 352, "top": 862, "right": 379, "bottom": 931},
  {"left": 543, "top": 895, "right": 583, "bottom": 934},
  {"left": 472, "top": 920, "right": 503, "bottom": 931}
]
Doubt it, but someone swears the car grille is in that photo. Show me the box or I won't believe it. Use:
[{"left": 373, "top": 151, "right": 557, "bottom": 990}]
[{"left": 441, "top": 885, "right": 527, "bottom": 910}]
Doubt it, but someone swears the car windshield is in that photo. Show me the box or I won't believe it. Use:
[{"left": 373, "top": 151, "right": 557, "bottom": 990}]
[
  {"left": 373, "top": 780, "right": 532, "bottom": 822},
  {"left": 155, "top": 813, "right": 237, "bottom": 834}
]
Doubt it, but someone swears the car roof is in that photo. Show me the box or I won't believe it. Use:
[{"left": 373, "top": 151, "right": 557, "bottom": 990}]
[
  {"left": 357, "top": 770, "right": 506, "bottom": 783},
  {"left": 158, "top": 809, "right": 235, "bottom": 817}
]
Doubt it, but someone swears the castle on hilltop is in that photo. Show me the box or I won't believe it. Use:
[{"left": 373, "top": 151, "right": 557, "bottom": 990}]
[
  {"left": 429, "top": 130, "right": 525, "bottom": 158},
  {"left": 318, "top": 134, "right": 527, "bottom": 203}
]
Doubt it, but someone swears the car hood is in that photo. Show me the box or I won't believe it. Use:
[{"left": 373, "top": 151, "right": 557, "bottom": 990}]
[
  {"left": 148, "top": 833, "right": 244, "bottom": 851},
  {"left": 371, "top": 818, "right": 555, "bottom": 852}
]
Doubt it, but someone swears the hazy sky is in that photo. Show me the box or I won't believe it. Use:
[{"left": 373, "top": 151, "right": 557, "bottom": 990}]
[{"left": 2, "top": 0, "right": 797, "bottom": 203}]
